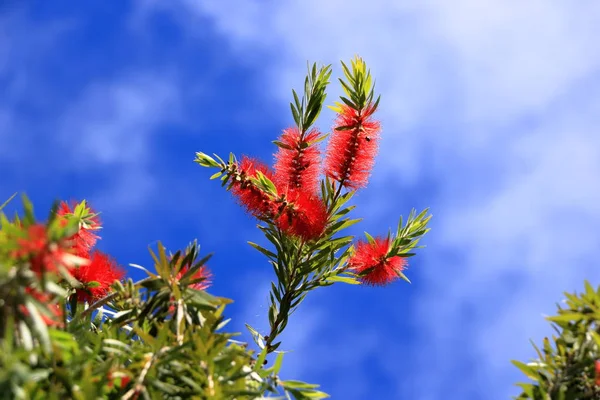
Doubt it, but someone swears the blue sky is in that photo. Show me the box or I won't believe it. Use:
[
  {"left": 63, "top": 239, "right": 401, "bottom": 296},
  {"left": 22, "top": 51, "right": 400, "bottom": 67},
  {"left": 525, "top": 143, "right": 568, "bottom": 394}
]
[{"left": 3, "top": 1, "right": 600, "bottom": 398}]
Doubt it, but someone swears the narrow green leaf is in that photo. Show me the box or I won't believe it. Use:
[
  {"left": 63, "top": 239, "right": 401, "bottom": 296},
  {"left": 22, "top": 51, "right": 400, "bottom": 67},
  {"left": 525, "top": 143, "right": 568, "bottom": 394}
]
[
  {"left": 282, "top": 380, "right": 320, "bottom": 390},
  {"left": 325, "top": 275, "right": 361, "bottom": 285},
  {"left": 395, "top": 270, "right": 411, "bottom": 284},
  {"left": 0, "top": 192, "right": 17, "bottom": 212},
  {"left": 546, "top": 313, "right": 584, "bottom": 323},
  {"left": 272, "top": 351, "right": 284, "bottom": 374},
  {"left": 248, "top": 241, "right": 277, "bottom": 259},
  {"left": 364, "top": 232, "right": 376, "bottom": 244},
  {"left": 273, "top": 140, "right": 293, "bottom": 150},
  {"left": 246, "top": 323, "right": 265, "bottom": 349},
  {"left": 254, "top": 347, "right": 268, "bottom": 371},
  {"left": 511, "top": 360, "right": 540, "bottom": 381},
  {"left": 24, "top": 300, "right": 51, "bottom": 353}
]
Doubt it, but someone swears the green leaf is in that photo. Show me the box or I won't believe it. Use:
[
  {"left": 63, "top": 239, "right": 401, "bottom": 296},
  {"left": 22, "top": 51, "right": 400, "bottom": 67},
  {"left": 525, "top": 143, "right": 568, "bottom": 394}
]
[
  {"left": 254, "top": 347, "right": 268, "bottom": 371},
  {"left": 291, "top": 104, "right": 301, "bottom": 126},
  {"left": 194, "top": 152, "right": 220, "bottom": 168},
  {"left": 21, "top": 193, "right": 35, "bottom": 225},
  {"left": 515, "top": 382, "right": 536, "bottom": 398},
  {"left": 246, "top": 323, "right": 265, "bottom": 349},
  {"left": 395, "top": 270, "right": 411, "bottom": 284},
  {"left": 281, "top": 380, "right": 320, "bottom": 390},
  {"left": 0, "top": 192, "right": 17, "bottom": 212},
  {"left": 511, "top": 360, "right": 540, "bottom": 381},
  {"left": 546, "top": 313, "right": 584, "bottom": 323},
  {"left": 248, "top": 241, "right": 277, "bottom": 260},
  {"left": 325, "top": 275, "right": 361, "bottom": 285},
  {"left": 269, "top": 304, "right": 278, "bottom": 326},
  {"left": 272, "top": 352, "right": 284, "bottom": 374},
  {"left": 273, "top": 140, "right": 293, "bottom": 150},
  {"left": 328, "top": 218, "right": 362, "bottom": 234},
  {"left": 364, "top": 231, "right": 376, "bottom": 244},
  {"left": 210, "top": 171, "right": 223, "bottom": 180},
  {"left": 24, "top": 299, "right": 51, "bottom": 353}
]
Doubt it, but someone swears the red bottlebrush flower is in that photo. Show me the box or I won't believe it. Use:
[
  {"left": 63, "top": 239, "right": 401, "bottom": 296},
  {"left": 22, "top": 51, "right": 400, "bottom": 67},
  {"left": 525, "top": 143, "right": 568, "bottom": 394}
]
[
  {"left": 274, "top": 127, "right": 322, "bottom": 193},
  {"left": 176, "top": 263, "right": 212, "bottom": 291},
  {"left": 325, "top": 104, "right": 380, "bottom": 190},
  {"left": 276, "top": 192, "right": 328, "bottom": 241},
  {"left": 20, "top": 288, "right": 63, "bottom": 327},
  {"left": 57, "top": 201, "right": 101, "bottom": 256},
  {"left": 231, "top": 156, "right": 277, "bottom": 218},
  {"left": 72, "top": 250, "right": 124, "bottom": 302},
  {"left": 13, "top": 224, "right": 73, "bottom": 275},
  {"left": 168, "top": 260, "right": 212, "bottom": 313},
  {"left": 107, "top": 371, "right": 131, "bottom": 390},
  {"left": 347, "top": 237, "right": 407, "bottom": 286},
  {"left": 595, "top": 360, "right": 600, "bottom": 386}
]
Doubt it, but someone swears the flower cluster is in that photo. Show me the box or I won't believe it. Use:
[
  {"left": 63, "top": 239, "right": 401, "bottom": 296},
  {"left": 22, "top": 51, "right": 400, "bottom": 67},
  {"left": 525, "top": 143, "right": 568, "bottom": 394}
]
[
  {"left": 230, "top": 98, "right": 381, "bottom": 243},
  {"left": 13, "top": 201, "right": 125, "bottom": 306},
  {"left": 13, "top": 224, "right": 74, "bottom": 275},
  {"left": 56, "top": 201, "right": 125, "bottom": 303},
  {"left": 173, "top": 258, "right": 212, "bottom": 291},
  {"left": 347, "top": 237, "right": 407, "bottom": 286},
  {"left": 197, "top": 57, "right": 425, "bottom": 288},
  {"left": 325, "top": 104, "right": 380, "bottom": 190}
]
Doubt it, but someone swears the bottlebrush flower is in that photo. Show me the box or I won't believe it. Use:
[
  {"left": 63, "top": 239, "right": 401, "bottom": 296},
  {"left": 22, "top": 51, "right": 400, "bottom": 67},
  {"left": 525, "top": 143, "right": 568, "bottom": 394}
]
[
  {"left": 347, "top": 237, "right": 407, "bottom": 286},
  {"left": 20, "top": 288, "right": 63, "bottom": 327},
  {"left": 276, "top": 192, "right": 328, "bottom": 241},
  {"left": 168, "top": 262, "right": 212, "bottom": 313},
  {"left": 274, "top": 127, "right": 322, "bottom": 193},
  {"left": 176, "top": 263, "right": 212, "bottom": 291},
  {"left": 231, "top": 156, "right": 277, "bottom": 219},
  {"left": 107, "top": 371, "right": 131, "bottom": 390},
  {"left": 57, "top": 201, "right": 101, "bottom": 256},
  {"left": 72, "top": 250, "right": 124, "bottom": 302},
  {"left": 13, "top": 224, "right": 73, "bottom": 274},
  {"left": 595, "top": 360, "right": 600, "bottom": 386},
  {"left": 325, "top": 104, "right": 380, "bottom": 190}
]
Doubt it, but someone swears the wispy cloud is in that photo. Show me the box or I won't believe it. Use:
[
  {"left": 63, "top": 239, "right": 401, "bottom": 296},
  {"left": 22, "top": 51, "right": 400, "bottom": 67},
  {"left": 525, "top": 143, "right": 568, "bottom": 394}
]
[
  {"left": 58, "top": 73, "right": 182, "bottom": 208},
  {"left": 0, "top": 8, "right": 74, "bottom": 162},
  {"left": 0, "top": 6, "right": 186, "bottom": 212},
  {"left": 146, "top": 1, "right": 600, "bottom": 398}
]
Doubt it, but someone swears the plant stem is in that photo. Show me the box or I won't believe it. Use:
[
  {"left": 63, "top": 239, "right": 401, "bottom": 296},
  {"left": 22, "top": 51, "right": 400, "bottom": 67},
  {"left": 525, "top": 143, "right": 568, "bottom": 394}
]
[{"left": 264, "top": 240, "right": 305, "bottom": 353}]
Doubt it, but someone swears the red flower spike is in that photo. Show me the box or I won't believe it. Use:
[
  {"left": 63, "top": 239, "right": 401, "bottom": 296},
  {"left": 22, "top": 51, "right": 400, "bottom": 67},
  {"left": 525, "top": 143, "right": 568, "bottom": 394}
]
[
  {"left": 107, "top": 371, "right": 131, "bottom": 390},
  {"left": 13, "top": 224, "right": 72, "bottom": 275},
  {"left": 20, "top": 288, "right": 63, "bottom": 327},
  {"left": 231, "top": 156, "right": 277, "bottom": 218},
  {"left": 72, "top": 250, "right": 124, "bottom": 303},
  {"left": 274, "top": 127, "right": 322, "bottom": 194},
  {"left": 347, "top": 237, "right": 407, "bottom": 286},
  {"left": 176, "top": 263, "right": 212, "bottom": 291},
  {"left": 57, "top": 201, "right": 101, "bottom": 257},
  {"left": 325, "top": 104, "right": 381, "bottom": 190},
  {"left": 276, "top": 191, "right": 328, "bottom": 241},
  {"left": 595, "top": 360, "right": 600, "bottom": 386}
]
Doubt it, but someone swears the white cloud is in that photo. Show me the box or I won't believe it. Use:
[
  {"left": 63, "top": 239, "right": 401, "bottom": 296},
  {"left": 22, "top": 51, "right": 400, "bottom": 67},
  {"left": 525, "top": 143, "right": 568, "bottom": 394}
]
[
  {"left": 57, "top": 72, "right": 182, "bottom": 211},
  {"left": 0, "top": 9, "right": 184, "bottom": 213},
  {"left": 0, "top": 9, "right": 73, "bottom": 160},
  {"left": 60, "top": 73, "right": 180, "bottom": 165},
  {"left": 146, "top": 1, "right": 600, "bottom": 398}
]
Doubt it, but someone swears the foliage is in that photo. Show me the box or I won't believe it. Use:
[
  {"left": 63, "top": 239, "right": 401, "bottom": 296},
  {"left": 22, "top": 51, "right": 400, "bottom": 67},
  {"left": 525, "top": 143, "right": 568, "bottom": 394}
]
[{"left": 513, "top": 281, "right": 600, "bottom": 399}]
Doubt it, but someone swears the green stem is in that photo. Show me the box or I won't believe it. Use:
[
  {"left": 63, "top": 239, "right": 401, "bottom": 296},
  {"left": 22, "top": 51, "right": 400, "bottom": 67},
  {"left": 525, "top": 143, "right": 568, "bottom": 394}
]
[{"left": 265, "top": 240, "right": 306, "bottom": 353}]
